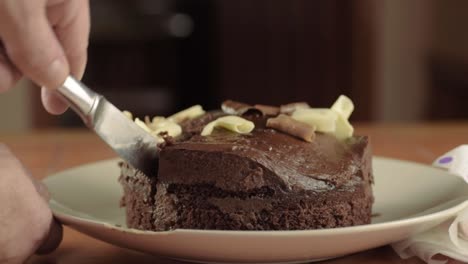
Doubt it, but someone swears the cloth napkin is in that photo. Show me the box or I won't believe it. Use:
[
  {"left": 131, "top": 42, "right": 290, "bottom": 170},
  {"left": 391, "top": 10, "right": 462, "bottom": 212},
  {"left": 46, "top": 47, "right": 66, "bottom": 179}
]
[{"left": 392, "top": 145, "right": 468, "bottom": 264}]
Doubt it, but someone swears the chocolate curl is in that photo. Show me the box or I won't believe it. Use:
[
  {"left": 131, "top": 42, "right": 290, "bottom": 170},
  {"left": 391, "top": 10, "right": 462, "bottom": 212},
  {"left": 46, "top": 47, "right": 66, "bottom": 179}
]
[
  {"left": 221, "top": 100, "right": 254, "bottom": 115},
  {"left": 280, "top": 102, "right": 311, "bottom": 114},
  {"left": 144, "top": 115, "right": 152, "bottom": 126},
  {"left": 254, "top": 104, "right": 280, "bottom": 116},
  {"left": 266, "top": 114, "right": 316, "bottom": 142},
  {"left": 221, "top": 100, "right": 276, "bottom": 116}
]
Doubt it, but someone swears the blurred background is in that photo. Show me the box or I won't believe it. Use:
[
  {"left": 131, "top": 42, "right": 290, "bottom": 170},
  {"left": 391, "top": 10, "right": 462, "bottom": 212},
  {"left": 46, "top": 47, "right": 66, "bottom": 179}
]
[{"left": 1, "top": 0, "right": 467, "bottom": 131}]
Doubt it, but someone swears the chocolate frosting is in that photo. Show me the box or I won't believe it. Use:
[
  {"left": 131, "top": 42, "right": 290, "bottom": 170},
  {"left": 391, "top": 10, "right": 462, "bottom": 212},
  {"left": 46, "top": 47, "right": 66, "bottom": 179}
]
[{"left": 158, "top": 113, "right": 371, "bottom": 192}]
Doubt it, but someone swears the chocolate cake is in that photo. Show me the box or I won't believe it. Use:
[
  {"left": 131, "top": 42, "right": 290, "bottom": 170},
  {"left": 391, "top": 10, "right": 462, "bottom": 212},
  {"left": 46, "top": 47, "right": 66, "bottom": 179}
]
[{"left": 119, "top": 97, "right": 374, "bottom": 231}]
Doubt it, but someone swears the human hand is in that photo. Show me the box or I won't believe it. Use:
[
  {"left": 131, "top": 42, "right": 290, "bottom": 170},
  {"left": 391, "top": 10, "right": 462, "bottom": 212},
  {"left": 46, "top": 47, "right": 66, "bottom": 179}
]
[
  {"left": 0, "top": 145, "right": 62, "bottom": 263},
  {"left": 0, "top": 0, "right": 90, "bottom": 114}
]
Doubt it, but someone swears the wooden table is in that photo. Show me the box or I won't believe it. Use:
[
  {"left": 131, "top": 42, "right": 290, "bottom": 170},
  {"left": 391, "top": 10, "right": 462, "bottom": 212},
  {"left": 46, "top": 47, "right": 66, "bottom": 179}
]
[{"left": 2, "top": 122, "right": 468, "bottom": 264}]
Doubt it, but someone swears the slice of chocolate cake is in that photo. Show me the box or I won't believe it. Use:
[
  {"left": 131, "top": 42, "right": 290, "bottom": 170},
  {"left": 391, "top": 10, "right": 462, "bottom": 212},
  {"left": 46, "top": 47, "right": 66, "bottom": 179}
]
[{"left": 119, "top": 96, "right": 374, "bottom": 231}]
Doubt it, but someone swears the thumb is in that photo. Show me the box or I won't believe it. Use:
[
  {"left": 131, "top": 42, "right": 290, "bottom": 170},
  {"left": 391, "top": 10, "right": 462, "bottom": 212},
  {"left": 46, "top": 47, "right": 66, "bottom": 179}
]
[
  {"left": 27, "top": 167, "right": 63, "bottom": 255},
  {"left": 0, "top": 1, "right": 69, "bottom": 90},
  {"left": 24, "top": 162, "right": 64, "bottom": 255}
]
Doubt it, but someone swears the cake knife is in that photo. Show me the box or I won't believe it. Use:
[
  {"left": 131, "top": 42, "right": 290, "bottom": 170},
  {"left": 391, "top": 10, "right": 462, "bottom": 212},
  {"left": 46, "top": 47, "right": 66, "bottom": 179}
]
[{"left": 56, "top": 76, "right": 159, "bottom": 177}]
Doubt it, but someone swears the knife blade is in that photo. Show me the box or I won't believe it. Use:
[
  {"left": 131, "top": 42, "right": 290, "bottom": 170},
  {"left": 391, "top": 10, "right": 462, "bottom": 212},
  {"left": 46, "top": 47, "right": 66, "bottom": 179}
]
[{"left": 57, "top": 76, "right": 159, "bottom": 177}]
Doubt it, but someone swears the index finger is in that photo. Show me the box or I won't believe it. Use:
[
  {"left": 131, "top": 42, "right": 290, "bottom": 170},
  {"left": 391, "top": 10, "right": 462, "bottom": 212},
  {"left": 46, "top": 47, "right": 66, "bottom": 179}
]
[
  {"left": 41, "top": 0, "right": 91, "bottom": 115},
  {"left": 0, "top": 0, "right": 70, "bottom": 90},
  {"left": 47, "top": 0, "right": 90, "bottom": 79}
]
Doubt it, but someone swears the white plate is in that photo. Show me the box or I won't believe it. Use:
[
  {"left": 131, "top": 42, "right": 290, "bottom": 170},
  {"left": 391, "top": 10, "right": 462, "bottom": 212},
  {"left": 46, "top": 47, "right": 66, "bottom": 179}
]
[{"left": 44, "top": 157, "right": 468, "bottom": 263}]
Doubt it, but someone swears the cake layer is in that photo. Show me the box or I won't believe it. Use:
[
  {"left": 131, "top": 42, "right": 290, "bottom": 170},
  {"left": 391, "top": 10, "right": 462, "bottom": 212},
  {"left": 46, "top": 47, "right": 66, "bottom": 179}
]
[
  {"left": 118, "top": 163, "right": 157, "bottom": 230},
  {"left": 133, "top": 179, "right": 373, "bottom": 231}
]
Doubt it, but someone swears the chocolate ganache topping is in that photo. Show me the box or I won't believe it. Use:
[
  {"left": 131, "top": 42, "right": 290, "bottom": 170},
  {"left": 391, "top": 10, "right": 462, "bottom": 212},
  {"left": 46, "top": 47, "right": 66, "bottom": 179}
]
[{"left": 158, "top": 113, "right": 370, "bottom": 193}]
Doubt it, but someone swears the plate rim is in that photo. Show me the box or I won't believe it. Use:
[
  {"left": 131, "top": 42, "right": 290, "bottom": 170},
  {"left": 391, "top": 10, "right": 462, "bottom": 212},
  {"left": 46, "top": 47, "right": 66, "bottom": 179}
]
[{"left": 44, "top": 156, "right": 468, "bottom": 236}]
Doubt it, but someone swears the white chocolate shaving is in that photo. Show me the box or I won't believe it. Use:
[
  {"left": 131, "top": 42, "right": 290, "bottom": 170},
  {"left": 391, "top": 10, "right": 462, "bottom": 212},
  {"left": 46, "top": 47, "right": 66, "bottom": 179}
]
[
  {"left": 291, "top": 108, "right": 337, "bottom": 133},
  {"left": 149, "top": 117, "right": 182, "bottom": 137},
  {"left": 168, "top": 105, "right": 205, "bottom": 123},
  {"left": 290, "top": 95, "right": 355, "bottom": 140},
  {"left": 134, "top": 118, "right": 152, "bottom": 133},
  {"left": 152, "top": 116, "right": 166, "bottom": 124},
  {"left": 334, "top": 114, "right": 354, "bottom": 140},
  {"left": 331, "top": 95, "right": 354, "bottom": 120},
  {"left": 201, "top": 116, "right": 255, "bottom": 136},
  {"left": 123, "top": 111, "right": 182, "bottom": 142},
  {"left": 122, "top": 110, "right": 133, "bottom": 120},
  {"left": 330, "top": 95, "right": 354, "bottom": 139}
]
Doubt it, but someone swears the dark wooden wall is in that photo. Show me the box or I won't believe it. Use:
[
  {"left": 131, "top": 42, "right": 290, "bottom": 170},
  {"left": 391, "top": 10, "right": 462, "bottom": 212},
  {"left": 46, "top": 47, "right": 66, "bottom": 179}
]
[
  {"left": 215, "top": 0, "right": 376, "bottom": 120},
  {"left": 429, "top": 57, "right": 468, "bottom": 119}
]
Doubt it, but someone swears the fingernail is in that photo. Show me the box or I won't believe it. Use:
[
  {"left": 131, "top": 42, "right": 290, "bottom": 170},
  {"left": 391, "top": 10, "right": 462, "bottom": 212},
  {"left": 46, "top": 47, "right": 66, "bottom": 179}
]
[
  {"left": 41, "top": 87, "right": 69, "bottom": 115},
  {"left": 45, "top": 58, "right": 68, "bottom": 89}
]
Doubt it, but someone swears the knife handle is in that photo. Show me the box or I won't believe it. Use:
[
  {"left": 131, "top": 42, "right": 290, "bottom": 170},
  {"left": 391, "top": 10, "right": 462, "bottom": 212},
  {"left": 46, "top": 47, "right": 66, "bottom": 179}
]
[{"left": 57, "top": 76, "right": 101, "bottom": 125}]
